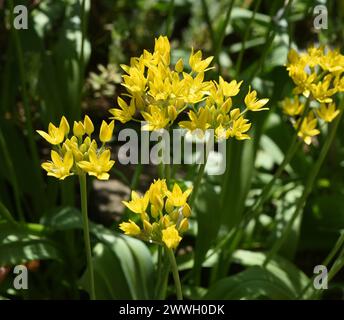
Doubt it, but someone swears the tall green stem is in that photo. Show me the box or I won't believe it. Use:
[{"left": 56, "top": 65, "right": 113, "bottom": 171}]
[
  {"left": 79, "top": 174, "right": 96, "bottom": 300},
  {"left": 264, "top": 107, "right": 343, "bottom": 266},
  {"left": 189, "top": 162, "right": 206, "bottom": 207},
  {"left": 166, "top": 247, "right": 183, "bottom": 300},
  {"left": 235, "top": 0, "right": 262, "bottom": 77}
]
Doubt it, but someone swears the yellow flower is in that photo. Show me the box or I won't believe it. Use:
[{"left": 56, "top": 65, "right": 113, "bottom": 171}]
[
  {"left": 119, "top": 219, "right": 141, "bottom": 236},
  {"left": 244, "top": 87, "right": 269, "bottom": 112},
  {"left": 41, "top": 150, "right": 73, "bottom": 180},
  {"left": 310, "top": 75, "right": 336, "bottom": 103},
  {"left": 73, "top": 121, "right": 85, "bottom": 138},
  {"left": 219, "top": 76, "right": 242, "bottom": 97},
  {"left": 281, "top": 96, "right": 304, "bottom": 116},
  {"left": 175, "top": 58, "right": 184, "bottom": 73},
  {"left": 77, "top": 149, "right": 115, "bottom": 180},
  {"left": 166, "top": 183, "right": 192, "bottom": 208},
  {"left": 122, "top": 191, "right": 150, "bottom": 216},
  {"left": 162, "top": 225, "right": 182, "bottom": 249},
  {"left": 37, "top": 117, "right": 69, "bottom": 145},
  {"left": 297, "top": 113, "right": 320, "bottom": 145},
  {"left": 99, "top": 120, "right": 114, "bottom": 143},
  {"left": 179, "top": 108, "right": 210, "bottom": 133},
  {"left": 227, "top": 116, "right": 251, "bottom": 140},
  {"left": 142, "top": 105, "right": 170, "bottom": 131},
  {"left": 317, "top": 103, "right": 340, "bottom": 122},
  {"left": 189, "top": 48, "right": 213, "bottom": 73},
  {"left": 84, "top": 115, "right": 94, "bottom": 136},
  {"left": 109, "top": 97, "right": 136, "bottom": 123}
]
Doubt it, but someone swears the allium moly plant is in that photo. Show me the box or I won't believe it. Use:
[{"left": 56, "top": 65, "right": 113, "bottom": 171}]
[
  {"left": 281, "top": 46, "right": 344, "bottom": 145},
  {"left": 113, "top": 36, "right": 270, "bottom": 299},
  {"left": 37, "top": 115, "right": 115, "bottom": 300}
]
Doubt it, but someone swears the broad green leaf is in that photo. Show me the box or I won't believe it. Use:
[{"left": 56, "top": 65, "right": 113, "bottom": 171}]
[
  {"left": 0, "top": 222, "right": 60, "bottom": 266},
  {"left": 193, "top": 182, "right": 221, "bottom": 279},
  {"left": 232, "top": 249, "right": 310, "bottom": 298},
  {"left": 42, "top": 207, "right": 155, "bottom": 299},
  {"left": 204, "top": 266, "right": 297, "bottom": 300}
]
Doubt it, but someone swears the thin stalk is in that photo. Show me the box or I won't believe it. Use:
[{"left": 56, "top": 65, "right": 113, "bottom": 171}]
[
  {"left": 154, "top": 246, "right": 163, "bottom": 299},
  {"left": 165, "top": 247, "right": 183, "bottom": 300},
  {"left": 166, "top": 0, "right": 175, "bottom": 37},
  {"left": 189, "top": 162, "right": 206, "bottom": 207},
  {"left": 78, "top": 0, "right": 87, "bottom": 119},
  {"left": 297, "top": 231, "right": 344, "bottom": 299},
  {"left": 201, "top": 0, "right": 216, "bottom": 51},
  {"left": 214, "top": 0, "right": 235, "bottom": 74},
  {"left": 235, "top": 0, "right": 262, "bottom": 77},
  {"left": 79, "top": 174, "right": 96, "bottom": 300},
  {"left": 264, "top": 107, "right": 343, "bottom": 267}
]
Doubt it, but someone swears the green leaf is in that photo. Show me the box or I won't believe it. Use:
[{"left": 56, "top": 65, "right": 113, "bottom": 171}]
[
  {"left": 193, "top": 182, "right": 222, "bottom": 279},
  {"left": 0, "top": 222, "right": 61, "bottom": 266},
  {"left": 42, "top": 207, "right": 155, "bottom": 299},
  {"left": 232, "top": 249, "right": 310, "bottom": 298},
  {"left": 204, "top": 266, "right": 295, "bottom": 299}
]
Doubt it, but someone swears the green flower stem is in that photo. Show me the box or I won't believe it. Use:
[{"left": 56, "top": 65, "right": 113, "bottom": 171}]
[
  {"left": 77, "top": 0, "right": 87, "bottom": 119},
  {"left": 214, "top": 0, "right": 235, "bottom": 74},
  {"left": 165, "top": 247, "right": 183, "bottom": 300},
  {"left": 189, "top": 162, "right": 206, "bottom": 207},
  {"left": 264, "top": 107, "right": 343, "bottom": 267},
  {"left": 298, "top": 231, "right": 344, "bottom": 299},
  {"left": 154, "top": 246, "right": 163, "bottom": 299},
  {"left": 166, "top": 0, "right": 175, "bottom": 37},
  {"left": 79, "top": 174, "right": 96, "bottom": 300},
  {"left": 235, "top": 0, "right": 262, "bottom": 77}
]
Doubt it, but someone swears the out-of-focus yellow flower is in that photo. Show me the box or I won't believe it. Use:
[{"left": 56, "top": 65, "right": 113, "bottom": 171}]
[
  {"left": 296, "top": 113, "right": 320, "bottom": 145},
  {"left": 99, "top": 120, "right": 114, "bottom": 143},
  {"left": 119, "top": 219, "right": 141, "bottom": 236},
  {"left": 244, "top": 87, "right": 269, "bottom": 112},
  {"left": 41, "top": 150, "right": 73, "bottom": 180},
  {"left": 77, "top": 149, "right": 115, "bottom": 180},
  {"left": 119, "top": 180, "right": 191, "bottom": 250},
  {"left": 227, "top": 116, "right": 251, "bottom": 140},
  {"left": 84, "top": 115, "right": 94, "bottom": 136},
  {"left": 281, "top": 96, "right": 304, "bottom": 116},
  {"left": 317, "top": 103, "right": 340, "bottom": 122},
  {"left": 189, "top": 48, "right": 213, "bottom": 73},
  {"left": 162, "top": 225, "right": 182, "bottom": 249},
  {"left": 38, "top": 115, "right": 115, "bottom": 181},
  {"left": 73, "top": 121, "right": 85, "bottom": 138},
  {"left": 282, "top": 46, "right": 343, "bottom": 146}
]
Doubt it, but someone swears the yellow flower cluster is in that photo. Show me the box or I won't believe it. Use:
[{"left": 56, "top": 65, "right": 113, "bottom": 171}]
[
  {"left": 119, "top": 180, "right": 192, "bottom": 250},
  {"left": 109, "top": 36, "right": 269, "bottom": 139},
  {"left": 109, "top": 36, "right": 212, "bottom": 130},
  {"left": 37, "top": 116, "right": 115, "bottom": 180},
  {"left": 180, "top": 82, "right": 269, "bottom": 140},
  {"left": 282, "top": 46, "right": 343, "bottom": 145}
]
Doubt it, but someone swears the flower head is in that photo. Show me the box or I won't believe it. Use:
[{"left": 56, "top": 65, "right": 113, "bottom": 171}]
[
  {"left": 37, "top": 115, "right": 115, "bottom": 181},
  {"left": 119, "top": 180, "right": 192, "bottom": 250}
]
